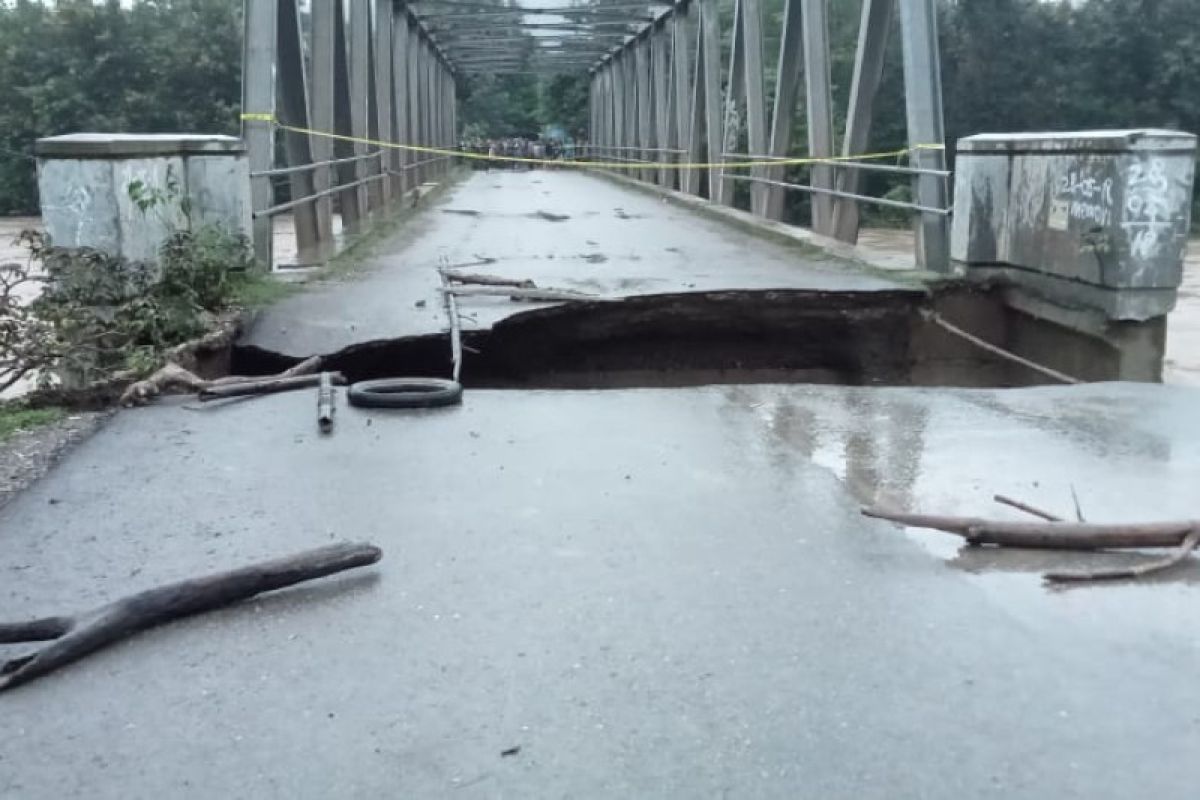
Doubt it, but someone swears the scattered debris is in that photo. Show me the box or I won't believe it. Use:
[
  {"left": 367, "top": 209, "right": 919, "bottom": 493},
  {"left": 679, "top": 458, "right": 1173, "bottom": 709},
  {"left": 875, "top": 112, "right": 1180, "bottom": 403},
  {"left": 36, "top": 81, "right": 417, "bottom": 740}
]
[
  {"left": 0, "top": 542, "right": 382, "bottom": 692},
  {"left": 922, "top": 310, "right": 1082, "bottom": 385},
  {"left": 121, "top": 348, "right": 326, "bottom": 407},
  {"left": 863, "top": 496, "right": 1200, "bottom": 583},
  {"left": 532, "top": 210, "right": 570, "bottom": 222},
  {"left": 317, "top": 372, "right": 336, "bottom": 433}
]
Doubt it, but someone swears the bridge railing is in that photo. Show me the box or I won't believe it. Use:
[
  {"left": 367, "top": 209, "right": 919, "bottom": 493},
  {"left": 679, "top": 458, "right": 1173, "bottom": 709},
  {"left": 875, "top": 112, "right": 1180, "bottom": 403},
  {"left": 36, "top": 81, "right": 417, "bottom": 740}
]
[
  {"left": 242, "top": 0, "right": 458, "bottom": 270},
  {"left": 587, "top": 0, "right": 952, "bottom": 273}
]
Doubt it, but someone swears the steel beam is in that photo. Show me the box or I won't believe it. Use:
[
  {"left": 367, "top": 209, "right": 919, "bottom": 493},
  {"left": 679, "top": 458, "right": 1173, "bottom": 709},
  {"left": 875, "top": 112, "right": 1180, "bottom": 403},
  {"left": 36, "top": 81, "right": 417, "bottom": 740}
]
[
  {"left": 764, "top": 0, "right": 804, "bottom": 221},
  {"left": 309, "top": 0, "right": 337, "bottom": 252},
  {"left": 392, "top": 10, "right": 411, "bottom": 199},
  {"left": 672, "top": 3, "right": 696, "bottom": 194},
  {"left": 651, "top": 21, "right": 672, "bottom": 187},
  {"left": 802, "top": 0, "right": 836, "bottom": 234},
  {"left": 699, "top": 0, "right": 723, "bottom": 200},
  {"left": 275, "top": 0, "right": 322, "bottom": 262},
  {"left": 742, "top": 0, "right": 768, "bottom": 215},
  {"left": 831, "top": 0, "right": 894, "bottom": 243},
  {"left": 332, "top": 0, "right": 366, "bottom": 232},
  {"left": 898, "top": 0, "right": 950, "bottom": 273},
  {"left": 241, "top": 0, "right": 277, "bottom": 268},
  {"left": 348, "top": 0, "right": 376, "bottom": 217},
  {"left": 407, "top": 24, "right": 422, "bottom": 184},
  {"left": 717, "top": 0, "right": 746, "bottom": 206},
  {"left": 375, "top": 0, "right": 399, "bottom": 201},
  {"left": 611, "top": 51, "right": 626, "bottom": 171},
  {"left": 635, "top": 37, "right": 654, "bottom": 182}
]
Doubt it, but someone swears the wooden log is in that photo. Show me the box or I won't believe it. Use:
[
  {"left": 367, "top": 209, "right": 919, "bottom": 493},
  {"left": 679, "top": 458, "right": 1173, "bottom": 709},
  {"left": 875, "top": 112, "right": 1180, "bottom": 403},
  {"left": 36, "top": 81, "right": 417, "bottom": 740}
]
[
  {"left": 0, "top": 542, "right": 382, "bottom": 692},
  {"left": 198, "top": 371, "right": 346, "bottom": 402},
  {"left": 442, "top": 271, "right": 536, "bottom": 289},
  {"left": 861, "top": 507, "right": 1196, "bottom": 550},
  {"left": 440, "top": 286, "right": 618, "bottom": 303}
]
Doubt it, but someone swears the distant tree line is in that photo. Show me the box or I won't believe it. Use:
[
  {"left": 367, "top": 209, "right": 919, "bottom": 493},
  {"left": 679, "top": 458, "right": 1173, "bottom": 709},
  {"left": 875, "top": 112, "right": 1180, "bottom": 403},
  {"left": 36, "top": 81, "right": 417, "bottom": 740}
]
[{"left": 0, "top": 0, "right": 1196, "bottom": 227}]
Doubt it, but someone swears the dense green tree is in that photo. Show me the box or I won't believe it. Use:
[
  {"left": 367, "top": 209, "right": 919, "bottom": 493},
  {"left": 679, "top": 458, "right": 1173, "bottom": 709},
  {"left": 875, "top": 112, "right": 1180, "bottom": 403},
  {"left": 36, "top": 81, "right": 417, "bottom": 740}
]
[{"left": 0, "top": 0, "right": 242, "bottom": 214}]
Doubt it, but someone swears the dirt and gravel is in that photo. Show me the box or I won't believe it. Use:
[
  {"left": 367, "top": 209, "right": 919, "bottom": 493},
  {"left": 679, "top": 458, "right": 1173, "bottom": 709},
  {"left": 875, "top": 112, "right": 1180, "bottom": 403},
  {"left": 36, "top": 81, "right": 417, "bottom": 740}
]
[{"left": 0, "top": 410, "right": 107, "bottom": 511}]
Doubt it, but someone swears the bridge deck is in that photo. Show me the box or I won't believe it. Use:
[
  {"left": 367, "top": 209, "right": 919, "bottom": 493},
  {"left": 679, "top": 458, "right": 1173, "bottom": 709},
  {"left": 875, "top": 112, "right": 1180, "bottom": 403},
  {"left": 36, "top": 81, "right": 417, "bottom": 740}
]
[
  {"left": 1, "top": 382, "right": 1199, "bottom": 798},
  {"left": 245, "top": 169, "right": 915, "bottom": 360}
]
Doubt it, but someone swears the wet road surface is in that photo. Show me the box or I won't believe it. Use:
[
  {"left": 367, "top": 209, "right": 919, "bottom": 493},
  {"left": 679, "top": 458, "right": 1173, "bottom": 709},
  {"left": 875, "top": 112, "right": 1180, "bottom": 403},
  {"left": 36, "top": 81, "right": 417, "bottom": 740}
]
[
  {"left": 242, "top": 170, "right": 913, "bottom": 360},
  {"left": 1, "top": 382, "right": 1198, "bottom": 798}
]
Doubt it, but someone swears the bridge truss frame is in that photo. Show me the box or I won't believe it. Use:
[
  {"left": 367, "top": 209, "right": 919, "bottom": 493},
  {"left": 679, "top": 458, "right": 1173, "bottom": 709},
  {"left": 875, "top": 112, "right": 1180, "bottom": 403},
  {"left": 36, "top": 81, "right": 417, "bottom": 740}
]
[
  {"left": 242, "top": 0, "right": 458, "bottom": 268},
  {"left": 586, "top": 0, "right": 951, "bottom": 272}
]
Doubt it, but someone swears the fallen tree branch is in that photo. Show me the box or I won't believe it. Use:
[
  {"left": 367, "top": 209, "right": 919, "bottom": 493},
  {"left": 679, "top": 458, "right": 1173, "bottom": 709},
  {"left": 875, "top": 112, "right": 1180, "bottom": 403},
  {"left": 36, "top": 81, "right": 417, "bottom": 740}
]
[
  {"left": 993, "top": 494, "right": 1062, "bottom": 522},
  {"left": 861, "top": 507, "right": 1196, "bottom": 550},
  {"left": 1045, "top": 527, "right": 1200, "bottom": 583},
  {"left": 440, "top": 286, "right": 617, "bottom": 303},
  {"left": 0, "top": 542, "right": 381, "bottom": 692},
  {"left": 121, "top": 354, "right": 327, "bottom": 406}
]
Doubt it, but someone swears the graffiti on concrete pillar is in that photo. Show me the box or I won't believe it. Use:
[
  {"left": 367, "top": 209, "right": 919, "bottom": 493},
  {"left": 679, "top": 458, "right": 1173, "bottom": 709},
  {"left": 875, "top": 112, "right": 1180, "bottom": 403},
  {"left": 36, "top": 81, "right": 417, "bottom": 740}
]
[
  {"left": 1050, "top": 169, "right": 1115, "bottom": 231},
  {"left": 1121, "top": 158, "right": 1175, "bottom": 260}
]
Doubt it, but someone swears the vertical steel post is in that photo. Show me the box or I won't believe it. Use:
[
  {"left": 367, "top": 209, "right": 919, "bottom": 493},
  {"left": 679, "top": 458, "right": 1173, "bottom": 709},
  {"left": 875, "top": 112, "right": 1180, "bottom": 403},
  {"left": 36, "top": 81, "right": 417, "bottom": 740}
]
[
  {"left": 802, "top": 0, "right": 836, "bottom": 235},
  {"left": 652, "top": 22, "right": 672, "bottom": 188},
  {"left": 407, "top": 24, "right": 421, "bottom": 186},
  {"left": 717, "top": 0, "right": 745, "bottom": 206},
  {"left": 764, "top": 0, "right": 804, "bottom": 221},
  {"left": 611, "top": 51, "right": 626, "bottom": 173},
  {"left": 624, "top": 48, "right": 638, "bottom": 174},
  {"left": 742, "top": 0, "right": 769, "bottom": 215},
  {"left": 350, "top": 0, "right": 381, "bottom": 214},
  {"left": 832, "top": 0, "right": 894, "bottom": 243},
  {"left": 699, "top": 0, "right": 723, "bottom": 201},
  {"left": 673, "top": 4, "right": 696, "bottom": 195},
  {"left": 241, "top": 0, "right": 277, "bottom": 269},
  {"left": 374, "top": 0, "right": 397, "bottom": 202},
  {"left": 392, "top": 10, "right": 410, "bottom": 201},
  {"left": 310, "top": 0, "right": 337, "bottom": 249},
  {"left": 899, "top": 0, "right": 950, "bottom": 273},
  {"left": 333, "top": 0, "right": 365, "bottom": 231},
  {"left": 635, "top": 37, "right": 654, "bottom": 183},
  {"left": 348, "top": 0, "right": 374, "bottom": 218},
  {"left": 276, "top": 0, "right": 321, "bottom": 263}
]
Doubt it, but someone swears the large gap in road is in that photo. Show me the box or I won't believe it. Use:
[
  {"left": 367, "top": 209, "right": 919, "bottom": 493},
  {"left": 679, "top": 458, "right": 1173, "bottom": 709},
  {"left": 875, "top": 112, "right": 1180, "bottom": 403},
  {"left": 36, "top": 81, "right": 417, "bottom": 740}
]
[{"left": 233, "top": 287, "right": 1114, "bottom": 388}]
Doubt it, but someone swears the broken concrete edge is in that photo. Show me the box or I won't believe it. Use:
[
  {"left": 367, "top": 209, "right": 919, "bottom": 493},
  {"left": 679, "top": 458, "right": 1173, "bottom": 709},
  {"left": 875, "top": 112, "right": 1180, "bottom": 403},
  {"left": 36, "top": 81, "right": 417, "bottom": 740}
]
[
  {"left": 586, "top": 168, "right": 947, "bottom": 294},
  {"left": 968, "top": 265, "right": 1177, "bottom": 322}
]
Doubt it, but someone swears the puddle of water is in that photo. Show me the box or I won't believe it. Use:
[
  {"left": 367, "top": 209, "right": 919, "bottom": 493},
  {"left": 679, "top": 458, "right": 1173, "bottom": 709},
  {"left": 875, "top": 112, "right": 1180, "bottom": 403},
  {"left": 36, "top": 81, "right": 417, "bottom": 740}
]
[{"left": 712, "top": 383, "right": 1200, "bottom": 643}]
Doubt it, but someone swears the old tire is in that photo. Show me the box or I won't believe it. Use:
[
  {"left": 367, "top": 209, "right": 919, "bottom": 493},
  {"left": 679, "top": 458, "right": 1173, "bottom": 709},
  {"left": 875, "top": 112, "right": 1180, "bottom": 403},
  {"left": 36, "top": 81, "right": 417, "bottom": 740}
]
[{"left": 347, "top": 378, "right": 463, "bottom": 409}]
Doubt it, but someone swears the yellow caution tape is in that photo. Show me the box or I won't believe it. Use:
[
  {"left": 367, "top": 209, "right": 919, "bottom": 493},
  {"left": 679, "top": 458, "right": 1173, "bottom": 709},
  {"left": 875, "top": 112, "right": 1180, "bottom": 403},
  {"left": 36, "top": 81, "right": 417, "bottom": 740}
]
[
  {"left": 242, "top": 113, "right": 943, "bottom": 171},
  {"left": 240, "top": 112, "right": 276, "bottom": 122}
]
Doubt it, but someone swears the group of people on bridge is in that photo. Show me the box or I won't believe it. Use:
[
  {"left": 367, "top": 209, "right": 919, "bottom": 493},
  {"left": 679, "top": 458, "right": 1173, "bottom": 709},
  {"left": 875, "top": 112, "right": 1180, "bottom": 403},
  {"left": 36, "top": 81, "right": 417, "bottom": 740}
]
[{"left": 460, "top": 137, "right": 586, "bottom": 169}]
